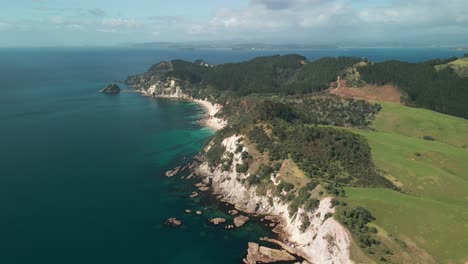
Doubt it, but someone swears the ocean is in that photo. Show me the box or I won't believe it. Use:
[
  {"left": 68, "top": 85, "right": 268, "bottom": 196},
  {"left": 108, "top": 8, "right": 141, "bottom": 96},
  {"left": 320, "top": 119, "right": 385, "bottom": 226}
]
[{"left": 0, "top": 47, "right": 464, "bottom": 264}]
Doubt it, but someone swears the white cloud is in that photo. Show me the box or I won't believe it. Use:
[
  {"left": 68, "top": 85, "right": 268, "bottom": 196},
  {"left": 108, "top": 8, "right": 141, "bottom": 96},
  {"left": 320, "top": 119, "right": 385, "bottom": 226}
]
[
  {"left": 175, "top": 0, "right": 468, "bottom": 43},
  {"left": 4, "top": 0, "right": 468, "bottom": 45},
  {"left": 49, "top": 16, "right": 65, "bottom": 25}
]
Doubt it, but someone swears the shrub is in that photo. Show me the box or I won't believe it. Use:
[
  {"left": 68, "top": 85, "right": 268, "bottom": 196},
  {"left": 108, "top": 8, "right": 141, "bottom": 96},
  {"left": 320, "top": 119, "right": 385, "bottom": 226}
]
[
  {"left": 205, "top": 143, "right": 226, "bottom": 167},
  {"left": 423, "top": 135, "right": 435, "bottom": 141},
  {"left": 236, "top": 163, "right": 249, "bottom": 173},
  {"left": 299, "top": 213, "right": 310, "bottom": 233}
]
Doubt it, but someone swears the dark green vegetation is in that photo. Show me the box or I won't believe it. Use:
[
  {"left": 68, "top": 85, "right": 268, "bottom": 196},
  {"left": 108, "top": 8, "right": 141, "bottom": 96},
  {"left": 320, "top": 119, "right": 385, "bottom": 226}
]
[
  {"left": 248, "top": 122, "right": 394, "bottom": 188},
  {"left": 257, "top": 97, "right": 381, "bottom": 127},
  {"left": 168, "top": 55, "right": 361, "bottom": 95},
  {"left": 358, "top": 59, "right": 468, "bottom": 118},
  {"left": 126, "top": 54, "right": 362, "bottom": 97},
  {"left": 338, "top": 207, "right": 378, "bottom": 247}
]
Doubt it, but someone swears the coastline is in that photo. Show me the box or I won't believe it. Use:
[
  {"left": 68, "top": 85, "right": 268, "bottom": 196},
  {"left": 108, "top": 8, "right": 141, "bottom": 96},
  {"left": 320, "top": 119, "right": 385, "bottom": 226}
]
[
  {"left": 193, "top": 99, "right": 227, "bottom": 131},
  {"left": 135, "top": 85, "right": 351, "bottom": 263},
  {"left": 135, "top": 88, "right": 226, "bottom": 131}
]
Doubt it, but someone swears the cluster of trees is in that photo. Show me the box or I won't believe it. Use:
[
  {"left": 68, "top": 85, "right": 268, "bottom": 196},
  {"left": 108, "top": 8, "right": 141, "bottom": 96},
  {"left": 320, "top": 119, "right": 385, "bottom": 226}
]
[
  {"left": 358, "top": 60, "right": 468, "bottom": 119},
  {"left": 227, "top": 95, "right": 382, "bottom": 130},
  {"left": 338, "top": 207, "right": 379, "bottom": 248},
  {"left": 290, "top": 96, "right": 381, "bottom": 127},
  {"left": 250, "top": 123, "right": 395, "bottom": 188},
  {"left": 287, "top": 183, "right": 320, "bottom": 217}
]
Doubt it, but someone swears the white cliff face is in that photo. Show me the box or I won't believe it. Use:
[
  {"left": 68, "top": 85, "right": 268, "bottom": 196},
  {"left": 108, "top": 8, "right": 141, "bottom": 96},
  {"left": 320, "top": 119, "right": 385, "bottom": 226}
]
[
  {"left": 197, "top": 135, "right": 353, "bottom": 264},
  {"left": 142, "top": 78, "right": 190, "bottom": 99}
]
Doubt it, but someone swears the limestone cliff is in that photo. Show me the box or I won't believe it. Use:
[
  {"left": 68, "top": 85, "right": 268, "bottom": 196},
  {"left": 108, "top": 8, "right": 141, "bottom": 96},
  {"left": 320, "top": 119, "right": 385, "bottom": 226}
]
[
  {"left": 195, "top": 135, "right": 354, "bottom": 264},
  {"left": 142, "top": 77, "right": 190, "bottom": 99}
]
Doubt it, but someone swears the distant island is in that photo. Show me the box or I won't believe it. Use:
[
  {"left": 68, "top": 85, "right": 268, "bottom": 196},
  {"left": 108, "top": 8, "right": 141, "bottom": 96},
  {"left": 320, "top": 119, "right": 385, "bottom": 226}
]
[{"left": 126, "top": 54, "right": 468, "bottom": 263}]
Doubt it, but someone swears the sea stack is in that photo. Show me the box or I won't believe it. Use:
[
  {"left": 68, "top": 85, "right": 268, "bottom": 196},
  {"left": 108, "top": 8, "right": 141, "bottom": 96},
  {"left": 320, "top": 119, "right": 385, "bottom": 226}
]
[{"left": 99, "top": 83, "right": 121, "bottom": 94}]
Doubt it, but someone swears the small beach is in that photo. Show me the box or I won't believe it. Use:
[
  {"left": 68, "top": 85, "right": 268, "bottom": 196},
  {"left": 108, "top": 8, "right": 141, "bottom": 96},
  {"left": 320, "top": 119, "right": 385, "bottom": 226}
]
[{"left": 194, "top": 99, "right": 227, "bottom": 131}]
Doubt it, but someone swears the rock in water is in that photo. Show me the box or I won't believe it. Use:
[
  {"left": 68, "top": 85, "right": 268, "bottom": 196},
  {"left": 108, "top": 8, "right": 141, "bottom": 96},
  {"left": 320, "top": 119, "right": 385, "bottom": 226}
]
[
  {"left": 165, "top": 218, "right": 182, "bottom": 227},
  {"left": 244, "top": 242, "right": 296, "bottom": 264},
  {"left": 228, "top": 209, "right": 239, "bottom": 216},
  {"left": 198, "top": 186, "right": 209, "bottom": 192},
  {"left": 99, "top": 84, "right": 121, "bottom": 93},
  {"left": 234, "top": 215, "right": 249, "bottom": 228},
  {"left": 165, "top": 166, "right": 181, "bottom": 177},
  {"left": 209, "top": 218, "right": 226, "bottom": 225}
]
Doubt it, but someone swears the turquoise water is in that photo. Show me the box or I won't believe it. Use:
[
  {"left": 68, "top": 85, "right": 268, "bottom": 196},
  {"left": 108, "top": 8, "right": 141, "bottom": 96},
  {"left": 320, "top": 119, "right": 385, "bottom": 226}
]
[{"left": 0, "top": 47, "right": 464, "bottom": 264}]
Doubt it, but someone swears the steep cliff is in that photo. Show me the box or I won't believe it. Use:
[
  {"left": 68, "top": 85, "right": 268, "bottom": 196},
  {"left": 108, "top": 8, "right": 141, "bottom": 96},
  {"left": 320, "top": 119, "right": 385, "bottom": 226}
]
[{"left": 195, "top": 135, "right": 354, "bottom": 264}]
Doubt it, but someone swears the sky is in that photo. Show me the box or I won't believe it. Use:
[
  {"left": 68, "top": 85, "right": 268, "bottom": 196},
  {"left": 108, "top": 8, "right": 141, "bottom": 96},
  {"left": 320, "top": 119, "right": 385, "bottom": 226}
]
[{"left": 1, "top": 0, "right": 468, "bottom": 47}]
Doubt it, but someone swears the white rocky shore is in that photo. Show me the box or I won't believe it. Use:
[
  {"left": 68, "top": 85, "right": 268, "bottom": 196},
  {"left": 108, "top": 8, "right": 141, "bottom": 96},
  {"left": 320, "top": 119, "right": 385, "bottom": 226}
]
[
  {"left": 140, "top": 78, "right": 226, "bottom": 131},
  {"left": 195, "top": 135, "right": 354, "bottom": 264},
  {"left": 136, "top": 77, "right": 354, "bottom": 263}
]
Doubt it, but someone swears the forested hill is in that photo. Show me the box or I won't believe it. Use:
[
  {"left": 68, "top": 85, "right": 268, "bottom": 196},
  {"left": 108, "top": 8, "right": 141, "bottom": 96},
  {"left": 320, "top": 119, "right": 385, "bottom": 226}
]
[
  {"left": 358, "top": 58, "right": 468, "bottom": 119},
  {"left": 126, "top": 54, "right": 468, "bottom": 119},
  {"left": 126, "top": 54, "right": 362, "bottom": 95},
  {"left": 167, "top": 54, "right": 361, "bottom": 95}
]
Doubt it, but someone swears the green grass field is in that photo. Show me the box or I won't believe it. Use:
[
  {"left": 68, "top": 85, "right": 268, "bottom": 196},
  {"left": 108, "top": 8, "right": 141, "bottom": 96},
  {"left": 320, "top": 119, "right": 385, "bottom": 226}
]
[
  {"left": 343, "top": 102, "right": 468, "bottom": 263},
  {"left": 371, "top": 101, "right": 468, "bottom": 148}
]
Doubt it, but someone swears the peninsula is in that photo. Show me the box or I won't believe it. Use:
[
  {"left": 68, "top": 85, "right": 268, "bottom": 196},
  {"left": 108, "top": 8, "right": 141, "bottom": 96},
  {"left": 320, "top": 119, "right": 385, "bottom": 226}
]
[{"left": 126, "top": 54, "right": 468, "bottom": 263}]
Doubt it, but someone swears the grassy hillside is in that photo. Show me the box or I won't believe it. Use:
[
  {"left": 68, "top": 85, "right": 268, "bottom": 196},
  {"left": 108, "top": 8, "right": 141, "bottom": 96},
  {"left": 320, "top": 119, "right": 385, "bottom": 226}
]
[
  {"left": 435, "top": 57, "right": 468, "bottom": 77},
  {"left": 343, "top": 103, "right": 468, "bottom": 263},
  {"left": 372, "top": 101, "right": 468, "bottom": 148}
]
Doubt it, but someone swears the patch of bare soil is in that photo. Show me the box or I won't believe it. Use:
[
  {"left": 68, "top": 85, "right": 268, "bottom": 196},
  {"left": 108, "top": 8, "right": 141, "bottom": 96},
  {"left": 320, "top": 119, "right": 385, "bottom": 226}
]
[{"left": 330, "top": 81, "right": 402, "bottom": 103}]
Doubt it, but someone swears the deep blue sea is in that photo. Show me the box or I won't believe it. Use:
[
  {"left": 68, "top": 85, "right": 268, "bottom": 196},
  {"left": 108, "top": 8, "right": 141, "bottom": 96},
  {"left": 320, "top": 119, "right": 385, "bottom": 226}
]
[{"left": 0, "top": 47, "right": 464, "bottom": 264}]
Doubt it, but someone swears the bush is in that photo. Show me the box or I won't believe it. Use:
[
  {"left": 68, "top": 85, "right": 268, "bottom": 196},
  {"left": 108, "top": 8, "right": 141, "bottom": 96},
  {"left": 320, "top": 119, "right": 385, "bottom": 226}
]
[
  {"left": 236, "top": 163, "right": 249, "bottom": 173},
  {"left": 205, "top": 143, "right": 226, "bottom": 167},
  {"left": 423, "top": 135, "right": 435, "bottom": 141},
  {"left": 299, "top": 213, "right": 310, "bottom": 233},
  {"left": 277, "top": 182, "right": 294, "bottom": 193}
]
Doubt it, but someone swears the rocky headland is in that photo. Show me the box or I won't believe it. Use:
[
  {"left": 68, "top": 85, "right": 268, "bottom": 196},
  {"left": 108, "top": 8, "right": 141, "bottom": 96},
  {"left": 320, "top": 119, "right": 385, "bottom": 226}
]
[
  {"left": 127, "top": 59, "right": 355, "bottom": 264},
  {"left": 99, "top": 83, "right": 121, "bottom": 93}
]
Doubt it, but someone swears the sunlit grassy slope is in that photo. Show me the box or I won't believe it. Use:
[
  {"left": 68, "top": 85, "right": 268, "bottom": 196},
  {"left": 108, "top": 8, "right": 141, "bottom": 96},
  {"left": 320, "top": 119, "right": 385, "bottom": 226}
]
[
  {"left": 344, "top": 102, "right": 468, "bottom": 263},
  {"left": 435, "top": 57, "right": 468, "bottom": 77},
  {"left": 371, "top": 101, "right": 468, "bottom": 147}
]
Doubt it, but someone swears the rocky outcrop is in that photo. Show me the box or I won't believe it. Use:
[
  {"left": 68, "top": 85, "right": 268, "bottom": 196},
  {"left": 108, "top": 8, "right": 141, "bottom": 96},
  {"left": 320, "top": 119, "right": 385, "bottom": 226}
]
[
  {"left": 229, "top": 209, "right": 239, "bottom": 216},
  {"left": 99, "top": 84, "right": 121, "bottom": 93},
  {"left": 165, "top": 166, "right": 181, "bottom": 177},
  {"left": 244, "top": 242, "right": 296, "bottom": 264},
  {"left": 234, "top": 215, "right": 249, "bottom": 228},
  {"left": 165, "top": 218, "right": 182, "bottom": 227},
  {"left": 209, "top": 218, "right": 226, "bottom": 225},
  {"left": 195, "top": 134, "right": 354, "bottom": 264},
  {"left": 143, "top": 78, "right": 190, "bottom": 99}
]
